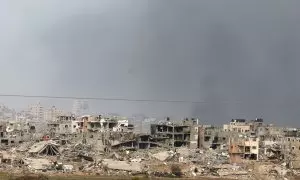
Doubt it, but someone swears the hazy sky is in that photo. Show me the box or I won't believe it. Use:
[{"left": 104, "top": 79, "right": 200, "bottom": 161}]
[{"left": 1, "top": 0, "right": 300, "bottom": 125}]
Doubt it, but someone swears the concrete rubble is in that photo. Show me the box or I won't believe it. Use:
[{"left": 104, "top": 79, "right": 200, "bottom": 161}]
[
  {"left": 22, "top": 158, "right": 52, "bottom": 171},
  {"left": 0, "top": 116, "right": 300, "bottom": 179},
  {"left": 28, "top": 141, "right": 60, "bottom": 156},
  {"left": 102, "top": 159, "right": 142, "bottom": 172},
  {"left": 151, "top": 150, "right": 175, "bottom": 161}
]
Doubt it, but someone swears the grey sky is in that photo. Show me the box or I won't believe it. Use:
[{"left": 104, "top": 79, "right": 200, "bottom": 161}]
[{"left": 1, "top": 0, "right": 300, "bottom": 125}]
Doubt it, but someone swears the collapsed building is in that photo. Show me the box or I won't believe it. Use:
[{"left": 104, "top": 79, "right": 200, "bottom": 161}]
[
  {"left": 199, "top": 125, "right": 229, "bottom": 150},
  {"left": 263, "top": 136, "right": 300, "bottom": 169},
  {"left": 284, "top": 137, "right": 300, "bottom": 169},
  {"left": 47, "top": 115, "right": 134, "bottom": 136},
  {"left": 150, "top": 118, "right": 199, "bottom": 149},
  {"left": 110, "top": 134, "right": 163, "bottom": 150},
  {"left": 224, "top": 118, "right": 300, "bottom": 169},
  {"left": 102, "top": 117, "right": 201, "bottom": 151},
  {"left": 1, "top": 114, "right": 300, "bottom": 179},
  {"left": 28, "top": 141, "right": 60, "bottom": 156},
  {"left": 0, "top": 120, "right": 36, "bottom": 146},
  {"left": 45, "top": 115, "right": 300, "bottom": 165},
  {"left": 223, "top": 118, "right": 278, "bottom": 163},
  {"left": 83, "top": 115, "right": 134, "bottom": 133},
  {"left": 46, "top": 115, "right": 135, "bottom": 151}
]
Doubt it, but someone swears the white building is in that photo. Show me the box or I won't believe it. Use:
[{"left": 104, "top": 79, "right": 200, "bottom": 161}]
[
  {"left": 0, "top": 105, "right": 16, "bottom": 120},
  {"left": 72, "top": 100, "right": 88, "bottom": 116},
  {"left": 223, "top": 119, "right": 251, "bottom": 133},
  {"left": 28, "top": 102, "right": 44, "bottom": 121},
  {"left": 112, "top": 119, "right": 129, "bottom": 132},
  {"left": 44, "top": 106, "right": 65, "bottom": 121}
]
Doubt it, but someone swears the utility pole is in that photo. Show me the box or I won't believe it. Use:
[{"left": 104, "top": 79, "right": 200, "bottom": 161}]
[{"left": 140, "top": 119, "right": 143, "bottom": 134}]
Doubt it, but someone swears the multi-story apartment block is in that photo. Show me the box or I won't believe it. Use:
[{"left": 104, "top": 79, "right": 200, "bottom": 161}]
[
  {"left": 44, "top": 106, "right": 65, "bottom": 121},
  {"left": 229, "top": 136, "right": 260, "bottom": 163},
  {"left": 224, "top": 118, "right": 266, "bottom": 136},
  {"left": 47, "top": 115, "right": 134, "bottom": 137},
  {"left": 28, "top": 102, "right": 44, "bottom": 121},
  {"left": 0, "top": 121, "right": 36, "bottom": 146},
  {"left": 223, "top": 119, "right": 251, "bottom": 133},
  {"left": 150, "top": 118, "right": 199, "bottom": 149}
]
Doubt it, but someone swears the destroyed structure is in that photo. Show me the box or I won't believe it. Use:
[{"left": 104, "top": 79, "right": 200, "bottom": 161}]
[
  {"left": 0, "top": 120, "right": 35, "bottom": 146},
  {"left": 0, "top": 115, "right": 300, "bottom": 179},
  {"left": 150, "top": 118, "right": 199, "bottom": 149}
]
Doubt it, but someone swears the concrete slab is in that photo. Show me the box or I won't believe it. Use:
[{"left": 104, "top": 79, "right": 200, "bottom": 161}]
[{"left": 102, "top": 159, "right": 142, "bottom": 172}]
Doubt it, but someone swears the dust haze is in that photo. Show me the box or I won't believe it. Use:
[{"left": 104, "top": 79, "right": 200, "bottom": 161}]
[{"left": 1, "top": 0, "right": 300, "bottom": 125}]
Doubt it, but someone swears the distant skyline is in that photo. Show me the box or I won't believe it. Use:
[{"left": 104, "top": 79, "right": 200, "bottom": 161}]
[
  {"left": 1, "top": 1, "right": 300, "bottom": 126},
  {"left": 0, "top": 98, "right": 290, "bottom": 127}
]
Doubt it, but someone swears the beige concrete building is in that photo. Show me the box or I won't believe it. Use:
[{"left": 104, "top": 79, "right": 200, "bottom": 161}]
[
  {"left": 223, "top": 119, "right": 251, "bottom": 133},
  {"left": 244, "top": 137, "right": 259, "bottom": 160},
  {"left": 284, "top": 137, "right": 300, "bottom": 169},
  {"left": 229, "top": 136, "right": 260, "bottom": 162}
]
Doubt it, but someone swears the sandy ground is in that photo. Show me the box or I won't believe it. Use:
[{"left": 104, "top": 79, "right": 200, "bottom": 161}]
[
  {"left": 2, "top": 172, "right": 300, "bottom": 180},
  {"left": 0, "top": 172, "right": 235, "bottom": 180}
]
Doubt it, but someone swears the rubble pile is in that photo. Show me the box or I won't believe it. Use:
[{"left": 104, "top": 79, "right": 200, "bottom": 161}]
[
  {"left": 0, "top": 141, "right": 237, "bottom": 178},
  {"left": 0, "top": 116, "right": 300, "bottom": 179}
]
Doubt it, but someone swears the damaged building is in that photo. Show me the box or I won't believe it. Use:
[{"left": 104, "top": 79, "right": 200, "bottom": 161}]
[
  {"left": 229, "top": 136, "right": 260, "bottom": 163},
  {"left": 224, "top": 118, "right": 267, "bottom": 137},
  {"left": 46, "top": 114, "right": 136, "bottom": 152},
  {"left": 83, "top": 115, "right": 134, "bottom": 133},
  {"left": 286, "top": 137, "right": 300, "bottom": 169},
  {"left": 150, "top": 118, "right": 199, "bottom": 149},
  {"left": 47, "top": 115, "right": 76, "bottom": 138},
  {"left": 110, "top": 134, "right": 164, "bottom": 150},
  {"left": 28, "top": 141, "right": 60, "bottom": 156},
  {"left": 0, "top": 113, "right": 300, "bottom": 179},
  {"left": 47, "top": 115, "right": 134, "bottom": 138},
  {"left": 0, "top": 120, "right": 36, "bottom": 146},
  {"left": 199, "top": 125, "right": 229, "bottom": 150},
  {"left": 109, "top": 118, "right": 200, "bottom": 151}
]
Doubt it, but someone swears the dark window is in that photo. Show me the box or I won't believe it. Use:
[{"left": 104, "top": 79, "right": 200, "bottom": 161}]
[{"left": 204, "top": 137, "right": 210, "bottom": 142}]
